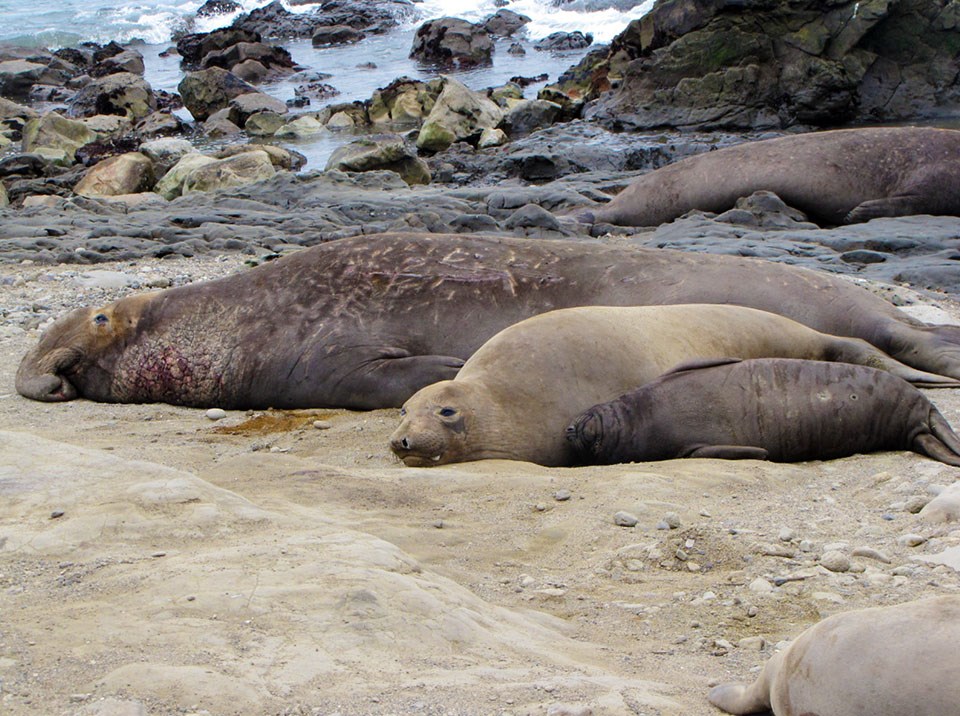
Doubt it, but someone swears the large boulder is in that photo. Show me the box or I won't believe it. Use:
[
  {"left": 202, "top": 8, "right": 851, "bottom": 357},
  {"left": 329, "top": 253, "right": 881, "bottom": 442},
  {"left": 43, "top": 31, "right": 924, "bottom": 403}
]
[
  {"left": 73, "top": 152, "right": 155, "bottom": 197},
  {"left": 503, "top": 99, "right": 562, "bottom": 136},
  {"left": 368, "top": 77, "right": 439, "bottom": 125},
  {"left": 176, "top": 28, "right": 261, "bottom": 67},
  {"left": 416, "top": 76, "right": 504, "bottom": 152},
  {"left": 482, "top": 9, "right": 531, "bottom": 37},
  {"left": 154, "top": 153, "right": 217, "bottom": 199},
  {"left": 66, "top": 72, "right": 156, "bottom": 120},
  {"left": 181, "top": 150, "right": 277, "bottom": 193},
  {"left": 178, "top": 67, "right": 258, "bottom": 121},
  {"left": 200, "top": 41, "right": 296, "bottom": 75},
  {"left": 584, "top": 0, "right": 960, "bottom": 130},
  {"left": 227, "top": 91, "right": 288, "bottom": 126},
  {"left": 325, "top": 133, "right": 431, "bottom": 185},
  {"left": 21, "top": 112, "right": 98, "bottom": 164},
  {"left": 0, "top": 97, "right": 39, "bottom": 138},
  {"left": 410, "top": 17, "right": 494, "bottom": 68},
  {"left": 311, "top": 25, "right": 365, "bottom": 46},
  {"left": 0, "top": 59, "right": 69, "bottom": 99},
  {"left": 0, "top": 180, "right": 7, "bottom": 207}
]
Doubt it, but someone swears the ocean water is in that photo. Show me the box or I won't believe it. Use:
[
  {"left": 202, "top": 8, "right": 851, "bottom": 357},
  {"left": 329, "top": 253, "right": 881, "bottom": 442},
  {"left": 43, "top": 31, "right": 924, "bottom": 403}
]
[{"left": 0, "top": 0, "right": 655, "bottom": 169}]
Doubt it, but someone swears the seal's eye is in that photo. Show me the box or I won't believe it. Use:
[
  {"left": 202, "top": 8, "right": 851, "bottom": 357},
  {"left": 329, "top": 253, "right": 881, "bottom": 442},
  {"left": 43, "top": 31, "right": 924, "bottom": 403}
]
[
  {"left": 93, "top": 313, "right": 108, "bottom": 326},
  {"left": 439, "top": 407, "right": 457, "bottom": 418}
]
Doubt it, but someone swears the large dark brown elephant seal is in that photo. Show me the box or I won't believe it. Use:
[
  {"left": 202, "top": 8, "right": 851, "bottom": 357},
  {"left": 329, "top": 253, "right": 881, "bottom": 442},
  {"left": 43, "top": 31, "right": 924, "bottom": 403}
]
[
  {"left": 708, "top": 596, "right": 960, "bottom": 716},
  {"left": 16, "top": 232, "right": 960, "bottom": 410},
  {"left": 388, "top": 306, "right": 955, "bottom": 467},
  {"left": 567, "top": 357, "right": 960, "bottom": 466},
  {"left": 580, "top": 127, "right": 960, "bottom": 226}
]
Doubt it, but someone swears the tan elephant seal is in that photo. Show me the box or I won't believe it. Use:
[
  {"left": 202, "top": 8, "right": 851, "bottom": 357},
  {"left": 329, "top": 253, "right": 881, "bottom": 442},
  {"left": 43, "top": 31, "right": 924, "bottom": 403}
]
[
  {"left": 567, "top": 357, "right": 960, "bottom": 466},
  {"left": 579, "top": 126, "right": 960, "bottom": 226},
  {"left": 388, "top": 305, "right": 954, "bottom": 467},
  {"left": 708, "top": 595, "right": 960, "bottom": 716}
]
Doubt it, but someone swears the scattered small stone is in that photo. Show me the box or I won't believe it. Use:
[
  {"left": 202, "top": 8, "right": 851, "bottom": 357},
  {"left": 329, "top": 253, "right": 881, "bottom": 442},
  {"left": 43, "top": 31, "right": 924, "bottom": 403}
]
[
  {"left": 313, "top": 420, "right": 332, "bottom": 430},
  {"left": 186, "top": 595, "right": 196, "bottom": 601},
  {"left": 614, "top": 511, "right": 638, "bottom": 527},
  {"left": 851, "top": 546, "right": 892, "bottom": 563},
  {"left": 433, "top": 519, "right": 444, "bottom": 529},
  {"left": 778, "top": 527, "right": 796, "bottom": 542},
  {"left": 699, "top": 508, "right": 712, "bottom": 517},
  {"left": 714, "top": 638, "right": 734, "bottom": 650},
  {"left": 519, "top": 574, "right": 536, "bottom": 588},
  {"left": 205, "top": 408, "right": 227, "bottom": 420},
  {"left": 738, "top": 636, "right": 765, "bottom": 650},
  {"left": 151, "top": 551, "right": 167, "bottom": 558},
  {"left": 746, "top": 605, "right": 759, "bottom": 617},
  {"left": 50, "top": 510, "right": 65, "bottom": 519},
  {"left": 534, "top": 503, "right": 547, "bottom": 512},
  {"left": 546, "top": 705, "right": 592, "bottom": 716},
  {"left": 898, "top": 533, "right": 927, "bottom": 547},
  {"left": 819, "top": 550, "right": 850, "bottom": 572},
  {"left": 662, "top": 511, "right": 682, "bottom": 529},
  {"left": 798, "top": 539, "right": 815, "bottom": 552},
  {"left": 903, "top": 495, "right": 930, "bottom": 513},
  {"left": 554, "top": 489, "right": 572, "bottom": 501},
  {"left": 748, "top": 577, "right": 773, "bottom": 593}
]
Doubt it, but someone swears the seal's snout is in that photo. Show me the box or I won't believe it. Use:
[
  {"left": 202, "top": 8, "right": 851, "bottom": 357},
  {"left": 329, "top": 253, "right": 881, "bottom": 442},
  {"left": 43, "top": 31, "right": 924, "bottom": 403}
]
[
  {"left": 566, "top": 411, "right": 602, "bottom": 459},
  {"left": 16, "top": 367, "right": 78, "bottom": 402},
  {"left": 389, "top": 424, "right": 447, "bottom": 467}
]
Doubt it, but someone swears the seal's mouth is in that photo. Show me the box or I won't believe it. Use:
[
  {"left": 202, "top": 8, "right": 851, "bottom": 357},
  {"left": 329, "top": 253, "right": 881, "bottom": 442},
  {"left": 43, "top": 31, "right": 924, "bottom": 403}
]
[{"left": 398, "top": 452, "right": 445, "bottom": 467}]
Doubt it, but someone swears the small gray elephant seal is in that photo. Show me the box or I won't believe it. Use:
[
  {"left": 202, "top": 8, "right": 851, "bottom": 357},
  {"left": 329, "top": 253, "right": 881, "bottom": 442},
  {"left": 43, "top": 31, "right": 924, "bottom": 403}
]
[
  {"left": 389, "top": 305, "right": 954, "bottom": 467},
  {"left": 708, "top": 595, "right": 960, "bottom": 716},
  {"left": 580, "top": 126, "right": 960, "bottom": 226},
  {"left": 567, "top": 357, "right": 960, "bottom": 466}
]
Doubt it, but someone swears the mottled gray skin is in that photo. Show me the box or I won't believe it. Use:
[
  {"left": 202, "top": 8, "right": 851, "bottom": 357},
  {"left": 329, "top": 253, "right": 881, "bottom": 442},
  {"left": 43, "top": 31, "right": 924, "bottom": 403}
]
[
  {"left": 583, "top": 127, "right": 960, "bottom": 227},
  {"left": 389, "top": 307, "right": 955, "bottom": 468},
  {"left": 16, "top": 232, "right": 960, "bottom": 410},
  {"left": 708, "top": 596, "right": 960, "bottom": 716},
  {"left": 567, "top": 358, "right": 960, "bottom": 466}
]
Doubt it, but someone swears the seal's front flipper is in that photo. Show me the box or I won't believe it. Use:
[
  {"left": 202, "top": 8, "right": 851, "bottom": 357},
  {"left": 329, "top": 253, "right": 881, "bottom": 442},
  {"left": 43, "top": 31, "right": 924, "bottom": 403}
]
[
  {"left": 915, "top": 412, "right": 960, "bottom": 467},
  {"left": 687, "top": 445, "right": 769, "bottom": 460},
  {"left": 337, "top": 352, "right": 465, "bottom": 409},
  {"left": 845, "top": 195, "right": 921, "bottom": 224}
]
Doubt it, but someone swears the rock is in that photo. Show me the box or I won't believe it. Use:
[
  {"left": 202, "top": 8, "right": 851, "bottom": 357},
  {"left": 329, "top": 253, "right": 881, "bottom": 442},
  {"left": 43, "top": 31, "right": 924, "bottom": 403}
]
[
  {"left": 0, "top": 180, "right": 7, "bottom": 207},
  {"left": 326, "top": 134, "right": 430, "bottom": 186},
  {"left": 200, "top": 41, "right": 296, "bottom": 75},
  {"left": 483, "top": 9, "right": 531, "bottom": 37},
  {"left": 66, "top": 72, "right": 157, "bottom": 120},
  {"left": 311, "top": 25, "right": 364, "bottom": 46},
  {"left": 614, "top": 511, "right": 638, "bottom": 527},
  {"left": 176, "top": 28, "right": 262, "bottom": 67},
  {"left": 368, "top": 77, "right": 436, "bottom": 125},
  {"left": 898, "top": 533, "right": 928, "bottom": 547},
  {"left": 0, "top": 59, "right": 57, "bottom": 99},
  {"left": 504, "top": 98, "right": 561, "bottom": 136},
  {"left": 921, "top": 482, "right": 960, "bottom": 523},
  {"left": 73, "top": 152, "right": 155, "bottom": 197},
  {"left": 206, "top": 408, "right": 227, "bottom": 420},
  {"left": 478, "top": 127, "right": 507, "bottom": 148},
  {"left": 534, "top": 31, "right": 593, "bottom": 51},
  {"left": 90, "top": 49, "right": 145, "bottom": 77},
  {"left": 139, "top": 138, "right": 195, "bottom": 176},
  {"left": 134, "top": 111, "right": 186, "bottom": 139},
  {"left": 21, "top": 112, "right": 99, "bottom": 165},
  {"left": 416, "top": 76, "right": 504, "bottom": 152},
  {"left": 274, "top": 114, "right": 327, "bottom": 138},
  {"left": 232, "top": 59, "right": 268, "bottom": 84},
  {"left": 586, "top": 0, "right": 960, "bottom": 131},
  {"left": 227, "top": 91, "right": 288, "bottom": 126},
  {"left": 0, "top": 96, "right": 40, "bottom": 134},
  {"left": 410, "top": 17, "right": 494, "bottom": 69},
  {"left": 196, "top": 0, "right": 242, "bottom": 16},
  {"left": 202, "top": 109, "right": 242, "bottom": 137},
  {"left": 178, "top": 67, "right": 259, "bottom": 121},
  {"left": 153, "top": 153, "right": 217, "bottom": 200},
  {"left": 244, "top": 110, "right": 286, "bottom": 136},
  {"left": 820, "top": 550, "right": 851, "bottom": 572},
  {"left": 851, "top": 546, "right": 892, "bottom": 564},
  {"left": 214, "top": 143, "right": 305, "bottom": 171},
  {"left": 181, "top": 150, "right": 277, "bottom": 194},
  {"left": 503, "top": 203, "right": 560, "bottom": 230}
]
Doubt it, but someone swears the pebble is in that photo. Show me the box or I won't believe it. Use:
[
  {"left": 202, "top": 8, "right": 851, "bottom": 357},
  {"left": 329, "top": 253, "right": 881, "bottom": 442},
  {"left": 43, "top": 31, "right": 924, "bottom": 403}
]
[
  {"left": 903, "top": 495, "right": 930, "bottom": 513},
  {"left": 778, "top": 527, "right": 795, "bottom": 542},
  {"left": 851, "top": 546, "right": 892, "bottom": 563},
  {"left": 738, "top": 636, "right": 765, "bottom": 650},
  {"left": 897, "top": 533, "right": 927, "bottom": 547},
  {"left": 553, "top": 489, "right": 572, "bottom": 501},
  {"left": 313, "top": 420, "right": 332, "bottom": 430},
  {"left": 819, "top": 550, "right": 850, "bottom": 572},
  {"left": 748, "top": 577, "right": 773, "bottom": 594},
  {"left": 50, "top": 510, "right": 64, "bottom": 519},
  {"left": 547, "top": 705, "right": 592, "bottom": 716},
  {"left": 798, "top": 539, "right": 815, "bottom": 552},
  {"left": 614, "top": 511, "right": 639, "bottom": 527},
  {"left": 205, "top": 408, "right": 227, "bottom": 421},
  {"left": 661, "top": 511, "right": 682, "bottom": 529}
]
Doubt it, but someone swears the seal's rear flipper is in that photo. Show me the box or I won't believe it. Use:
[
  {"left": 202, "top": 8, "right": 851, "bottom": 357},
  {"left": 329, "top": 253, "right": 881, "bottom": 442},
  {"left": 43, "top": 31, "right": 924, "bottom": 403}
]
[
  {"left": 915, "top": 411, "right": 960, "bottom": 467},
  {"left": 845, "top": 195, "right": 922, "bottom": 223},
  {"left": 708, "top": 649, "right": 780, "bottom": 714},
  {"left": 687, "top": 445, "right": 769, "bottom": 460}
]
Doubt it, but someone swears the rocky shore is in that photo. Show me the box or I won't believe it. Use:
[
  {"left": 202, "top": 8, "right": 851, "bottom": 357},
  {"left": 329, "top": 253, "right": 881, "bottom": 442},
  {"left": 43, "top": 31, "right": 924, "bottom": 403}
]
[{"left": 3, "top": 1, "right": 960, "bottom": 715}]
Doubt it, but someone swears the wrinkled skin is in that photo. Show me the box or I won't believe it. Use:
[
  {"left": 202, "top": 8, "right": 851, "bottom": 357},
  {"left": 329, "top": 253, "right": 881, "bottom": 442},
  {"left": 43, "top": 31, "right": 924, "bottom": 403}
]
[
  {"left": 581, "top": 127, "right": 960, "bottom": 227},
  {"left": 709, "top": 596, "right": 960, "bottom": 716},
  {"left": 17, "top": 232, "right": 960, "bottom": 410}
]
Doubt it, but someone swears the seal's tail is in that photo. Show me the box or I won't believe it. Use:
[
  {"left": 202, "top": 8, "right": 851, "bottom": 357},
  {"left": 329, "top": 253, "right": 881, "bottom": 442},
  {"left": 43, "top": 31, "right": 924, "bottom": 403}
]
[{"left": 915, "top": 409, "right": 960, "bottom": 467}]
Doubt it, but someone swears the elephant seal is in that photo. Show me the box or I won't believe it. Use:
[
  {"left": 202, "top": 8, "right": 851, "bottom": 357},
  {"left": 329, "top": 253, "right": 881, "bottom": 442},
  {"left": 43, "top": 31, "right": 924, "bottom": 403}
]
[
  {"left": 708, "top": 596, "right": 960, "bottom": 716},
  {"left": 580, "top": 126, "right": 960, "bottom": 226},
  {"left": 567, "top": 357, "right": 960, "bottom": 466},
  {"left": 388, "top": 305, "right": 954, "bottom": 467},
  {"left": 17, "top": 232, "right": 960, "bottom": 410}
]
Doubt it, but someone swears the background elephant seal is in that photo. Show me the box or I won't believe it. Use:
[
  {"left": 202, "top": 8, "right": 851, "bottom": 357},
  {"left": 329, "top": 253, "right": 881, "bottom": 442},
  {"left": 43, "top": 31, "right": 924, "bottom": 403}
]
[
  {"left": 580, "top": 126, "right": 960, "bottom": 227},
  {"left": 389, "top": 305, "right": 953, "bottom": 468},
  {"left": 17, "top": 232, "right": 960, "bottom": 410},
  {"left": 708, "top": 596, "right": 960, "bottom": 716},
  {"left": 567, "top": 357, "right": 960, "bottom": 466}
]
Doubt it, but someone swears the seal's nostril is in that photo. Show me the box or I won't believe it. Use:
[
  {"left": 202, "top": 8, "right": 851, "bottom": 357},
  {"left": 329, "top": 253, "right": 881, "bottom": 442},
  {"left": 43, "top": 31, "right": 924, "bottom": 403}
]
[{"left": 401, "top": 437, "right": 410, "bottom": 449}]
